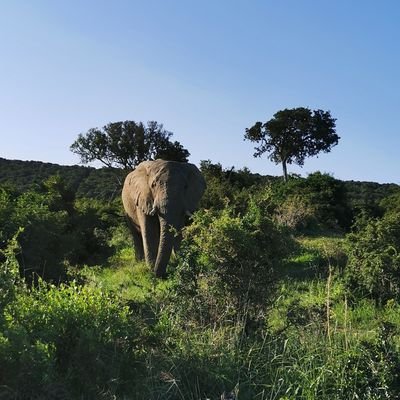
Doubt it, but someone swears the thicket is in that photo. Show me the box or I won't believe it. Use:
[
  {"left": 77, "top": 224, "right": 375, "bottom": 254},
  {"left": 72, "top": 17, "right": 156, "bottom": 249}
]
[
  {"left": 200, "top": 163, "right": 353, "bottom": 233},
  {"left": 0, "top": 256, "right": 140, "bottom": 398},
  {"left": 0, "top": 176, "right": 120, "bottom": 282},
  {"left": 345, "top": 211, "right": 400, "bottom": 303},
  {"left": 169, "top": 199, "right": 294, "bottom": 328},
  {"left": 1, "top": 165, "right": 400, "bottom": 399}
]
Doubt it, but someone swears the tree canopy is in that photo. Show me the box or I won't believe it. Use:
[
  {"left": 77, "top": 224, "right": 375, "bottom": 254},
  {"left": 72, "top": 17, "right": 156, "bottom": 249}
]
[
  {"left": 70, "top": 120, "right": 190, "bottom": 170},
  {"left": 244, "top": 108, "right": 339, "bottom": 181}
]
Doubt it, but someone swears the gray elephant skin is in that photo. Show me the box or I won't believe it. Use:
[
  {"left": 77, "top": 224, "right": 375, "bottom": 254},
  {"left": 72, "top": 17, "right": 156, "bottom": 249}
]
[{"left": 122, "top": 159, "right": 206, "bottom": 277}]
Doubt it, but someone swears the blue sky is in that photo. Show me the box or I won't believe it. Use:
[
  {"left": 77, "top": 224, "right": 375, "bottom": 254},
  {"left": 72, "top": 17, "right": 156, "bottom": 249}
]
[{"left": 1, "top": 1, "right": 399, "bottom": 183}]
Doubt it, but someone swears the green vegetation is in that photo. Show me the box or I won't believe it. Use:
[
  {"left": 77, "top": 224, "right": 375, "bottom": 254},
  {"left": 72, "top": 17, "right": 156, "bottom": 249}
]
[
  {"left": 70, "top": 120, "right": 190, "bottom": 170},
  {"left": 0, "top": 158, "right": 400, "bottom": 399},
  {"left": 0, "top": 157, "right": 122, "bottom": 200},
  {"left": 345, "top": 211, "right": 400, "bottom": 302},
  {"left": 245, "top": 108, "right": 339, "bottom": 181}
]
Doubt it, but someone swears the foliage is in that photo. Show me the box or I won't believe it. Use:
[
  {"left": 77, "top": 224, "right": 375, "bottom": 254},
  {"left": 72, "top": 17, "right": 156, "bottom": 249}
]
[
  {"left": 11, "top": 188, "right": 71, "bottom": 280},
  {"left": 200, "top": 169, "right": 352, "bottom": 235},
  {"left": 171, "top": 200, "right": 294, "bottom": 325},
  {"left": 245, "top": 107, "right": 339, "bottom": 181},
  {"left": 0, "top": 178, "right": 120, "bottom": 282},
  {"left": 1, "top": 157, "right": 398, "bottom": 213},
  {"left": 0, "top": 157, "right": 125, "bottom": 201},
  {"left": 199, "top": 160, "right": 274, "bottom": 213},
  {"left": 70, "top": 197, "right": 120, "bottom": 265},
  {"left": 0, "top": 157, "right": 91, "bottom": 194},
  {"left": 274, "top": 194, "right": 317, "bottom": 231},
  {"left": 2, "top": 157, "right": 400, "bottom": 398},
  {"left": 345, "top": 212, "right": 400, "bottom": 302},
  {"left": 271, "top": 172, "right": 352, "bottom": 232},
  {"left": 0, "top": 186, "right": 15, "bottom": 245},
  {"left": 0, "top": 280, "right": 140, "bottom": 398},
  {"left": 0, "top": 231, "right": 24, "bottom": 312},
  {"left": 344, "top": 180, "right": 399, "bottom": 219},
  {"left": 380, "top": 190, "right": 400, "bottom": 216},
  {"left": 70, "top": 120, "right": 190, "bottom": 170},
  {"left": 76, "top": 166, "right": 127, "bottom": 200}
]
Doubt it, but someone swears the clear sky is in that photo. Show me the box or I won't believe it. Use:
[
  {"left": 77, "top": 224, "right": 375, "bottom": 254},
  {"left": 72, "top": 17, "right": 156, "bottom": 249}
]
[{"left": 1, "top": 1, "right": 399, "bottom": 184}]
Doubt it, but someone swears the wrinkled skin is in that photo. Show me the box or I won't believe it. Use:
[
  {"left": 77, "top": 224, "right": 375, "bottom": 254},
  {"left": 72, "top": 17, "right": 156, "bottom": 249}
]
[{"left": 122, "top": 159, "right": 206, "bottom": 277}]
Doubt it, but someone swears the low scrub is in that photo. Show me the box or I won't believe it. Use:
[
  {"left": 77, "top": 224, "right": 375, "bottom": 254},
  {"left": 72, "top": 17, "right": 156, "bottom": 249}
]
[
  {"left": 0, "top": 279, "right": 142, "bottom": 398},
  {"left": 167, "top": 200, "right": 295, "bottom": 334},
  {"left": 345, "top": 212, "right": 400, "bottom": 302}
]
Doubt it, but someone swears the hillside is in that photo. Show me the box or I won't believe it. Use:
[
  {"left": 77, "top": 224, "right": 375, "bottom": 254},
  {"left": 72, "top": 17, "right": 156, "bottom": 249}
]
[
  {"left": 0, "top": 157, "right": 124, "bottom": 200},
  {"left": 0, "top": 157, "right": 398, "bottom": 209},
  {"left": 1, "top": 157, "right": 400, "bottom": 398}
]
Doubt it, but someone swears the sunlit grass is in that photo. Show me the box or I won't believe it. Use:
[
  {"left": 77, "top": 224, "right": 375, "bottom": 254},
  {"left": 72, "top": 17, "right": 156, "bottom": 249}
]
[
  {"left": 61, "top": 234, "right": 400, "bottom": 398},
  {"left": 82, "top": 247, "right": 173, "bottom": 302}
]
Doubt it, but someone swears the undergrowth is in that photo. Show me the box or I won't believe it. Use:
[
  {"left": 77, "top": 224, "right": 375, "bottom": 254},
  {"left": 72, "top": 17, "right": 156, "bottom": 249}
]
[{"left": 1, "top": 221, "right": 400, "bottom": 398}]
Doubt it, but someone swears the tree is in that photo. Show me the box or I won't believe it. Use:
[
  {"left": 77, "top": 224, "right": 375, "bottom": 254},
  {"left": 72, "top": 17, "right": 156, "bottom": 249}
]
[
  {"left": 244, "top": 107, "right": 339, "bottom": 181},
  {"left": 70, "top": 120, "right": 190, "bottom": 170}
]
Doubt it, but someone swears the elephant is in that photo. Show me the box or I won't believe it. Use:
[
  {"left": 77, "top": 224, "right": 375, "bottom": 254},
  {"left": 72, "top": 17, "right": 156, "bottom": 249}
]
[{"left": 122, "top": 159, "right": 206, "bottom": 277}]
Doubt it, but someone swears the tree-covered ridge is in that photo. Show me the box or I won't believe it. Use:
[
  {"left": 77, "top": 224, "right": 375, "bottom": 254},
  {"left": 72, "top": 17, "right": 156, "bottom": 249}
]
[
  {"left": 0, "top": 158, "right": 122, "bottom": 200},
  {"left": 1, "top": 157, "right": 398, "bottom": 209}
]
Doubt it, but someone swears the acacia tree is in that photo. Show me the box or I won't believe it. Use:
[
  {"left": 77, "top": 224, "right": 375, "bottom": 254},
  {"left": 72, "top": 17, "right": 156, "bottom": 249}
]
[
  {"left": 70, "top": 120, "right": 190, "bottom": 170},
  {"left": 244, "top": 108, "right": 339, "bottom": 181}
]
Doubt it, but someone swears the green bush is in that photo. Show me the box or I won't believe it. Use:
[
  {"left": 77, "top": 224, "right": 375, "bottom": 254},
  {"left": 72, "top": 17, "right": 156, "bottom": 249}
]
[
  {"left": 0, "top": 178, "right": 122, "bottom": 282},
  {"left": 0, "top": 186, "right": 14, "bottom": 244},
  {"left": 69, "top": 197, "right": 119, "bottom": 265},
  {"left": 345, "top": 212, "right": 400, "bottom": 302},
  {"left": 0, "top": 230, "right": 24, "bottom": 312},
  {"left": 271, "top": 172, "right": 352, "bottom": 233},
  {"left": 274, "top": 193, "right": 317, "bottom": 231},
  {"left": 171, "top": 198, "right": 294, "bottom": 326},
  {"left": 12, "top": 189, "right": 71, "bottom": 280},
  {"left": 199, "top": 160, "right": 271, "bottom": 214},
  {"left": 0, "top": 281, "right": 141, "bottom": 398},
  {"left": 380, "top": 191, "right": 400, "bottom": 216}
]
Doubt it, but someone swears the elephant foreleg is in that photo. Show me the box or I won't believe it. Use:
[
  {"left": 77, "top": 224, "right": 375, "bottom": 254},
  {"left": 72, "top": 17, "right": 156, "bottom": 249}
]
[
  {"left": 132, "top": 229, "right": 145, "bottom": 261},
  {"left": 126, "top": 216, "right": 145, "bottom": 261}
]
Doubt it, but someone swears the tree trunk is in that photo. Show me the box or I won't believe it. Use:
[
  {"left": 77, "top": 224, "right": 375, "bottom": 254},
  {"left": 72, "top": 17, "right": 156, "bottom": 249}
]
[{"left": 282, "top": 159, "right": 288, "bottom": 182}]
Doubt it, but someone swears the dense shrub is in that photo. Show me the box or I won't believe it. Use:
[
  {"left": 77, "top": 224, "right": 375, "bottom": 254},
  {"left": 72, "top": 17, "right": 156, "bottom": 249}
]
[
  {"left": 0, "top": 281, "right": 140, "bottom": 398},
  {"left": 345, "top": 180, "right": 399, "bottom": 219},
  {"left": 12, "top": 189, "right": 72, "bottom": 280},
  {"left": 199, "top": 160, "right": 272, "bottom": 214},
  {"left": 274, "top": 193, "right": 317, "bottom": 230},
  {"left": 345, "top": 212, "right": 400, "bottom": 302},
  {"left": 380, "top": 190, "right": 400, "bottom": 216},
  {"left": 0, "top": 232, "right": 23, "bottom": 312},
  {"left": 272, "top": 172, "right": 352, "bottom": 232},
  {"left": 171, "top": 198, "right": 294, "bottom": 326},
  {"left": 69, "top": 197, "right": 120, "bottom": 265},
  {"left": 0, "top": 178, "right": 122, "bottom": 282}
]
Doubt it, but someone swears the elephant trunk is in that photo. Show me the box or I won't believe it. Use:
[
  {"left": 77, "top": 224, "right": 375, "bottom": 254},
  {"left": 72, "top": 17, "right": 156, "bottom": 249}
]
[{"left": 154, "top": 216, "right": 175, "bottom": 278}]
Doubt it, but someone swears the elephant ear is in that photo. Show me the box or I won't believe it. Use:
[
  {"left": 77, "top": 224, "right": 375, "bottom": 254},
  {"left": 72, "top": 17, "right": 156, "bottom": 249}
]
[
  {"left": 184, "top": 163, "right": 206, "bottom": 212},
  {"left": 129, "top": 162, "right": 154, "bottom": 215}
]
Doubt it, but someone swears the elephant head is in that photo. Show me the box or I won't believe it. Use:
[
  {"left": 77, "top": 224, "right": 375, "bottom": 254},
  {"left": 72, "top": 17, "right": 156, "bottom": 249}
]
[{"left": 122, "top": 159, "right": 206, "bottom": 277}]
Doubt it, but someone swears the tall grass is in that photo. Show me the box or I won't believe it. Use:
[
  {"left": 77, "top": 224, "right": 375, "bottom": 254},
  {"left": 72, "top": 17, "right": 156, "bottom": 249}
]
[{"left": 2, "top": 233, "right": 400, "bottom": 399}]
